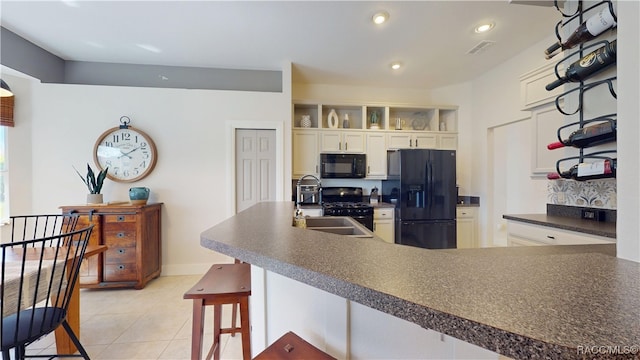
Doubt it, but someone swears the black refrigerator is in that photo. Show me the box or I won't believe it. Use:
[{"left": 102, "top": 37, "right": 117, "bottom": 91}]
[{"left": 381, "top": 149, "right": 457, "bottom": 249}]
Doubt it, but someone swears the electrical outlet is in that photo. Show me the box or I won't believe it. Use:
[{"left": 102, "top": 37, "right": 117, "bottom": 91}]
[{"left": 581, "top": 209, "right": 606, "bottom": 221}]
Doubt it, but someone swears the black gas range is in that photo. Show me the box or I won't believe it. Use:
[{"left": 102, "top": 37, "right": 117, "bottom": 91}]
[{"left": 321, "top": 187, "right": 374, "bottom": 231}]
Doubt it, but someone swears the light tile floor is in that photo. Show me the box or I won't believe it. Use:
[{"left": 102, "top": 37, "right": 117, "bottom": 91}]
[{"left": 24, "top": 275, "right": 245, "bottom": 360}]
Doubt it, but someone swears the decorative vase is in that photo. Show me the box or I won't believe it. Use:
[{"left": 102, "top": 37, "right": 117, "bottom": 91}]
[
  {"left": 87, "top": 193, "right": 103, "bottom": 204},
  {"left": 301, "top": 115, "right": 312, "bottom": 128},
  {"left": 370, "top": 111, "right": 380, "bottom": 129},
  {"left": 129, "top": 187, "right": 150, "bottom": 205},
  {"left": 328, "top": 109, "right": 339, "bottom": 129}
]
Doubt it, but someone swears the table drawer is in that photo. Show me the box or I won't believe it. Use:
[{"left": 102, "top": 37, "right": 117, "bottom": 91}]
[
  {"left": 104, "top": 214, "right": 137, "bottom": 223},
  {"left": 104, "top": 263, "right": 137, "bottom": 282},
  {"left": 105, "top": 245, "right": 136, "bottom": 264},
  {"left": 103, "top": 223, "right": 137, "bottom": 243}
]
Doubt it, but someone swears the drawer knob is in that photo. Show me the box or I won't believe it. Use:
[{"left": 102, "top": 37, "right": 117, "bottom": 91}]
[
  {"left": 117, "top": 264, "right": 125, "bottom": 270},
  {"left": 117, "top": 248, "right": 126, "bottom": 254},
  {"left": 117, "top": 215, "right": 125, "bottom": 222},
  {"left": 116, "top": 232, "right": 125, "bottom": 238}
]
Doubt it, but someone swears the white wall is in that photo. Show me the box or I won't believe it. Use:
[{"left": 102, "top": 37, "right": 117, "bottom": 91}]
[
  {"left": 465, "top": 35, "right": 558, "bottom": 246},
  {"left": 616, "top": 0, "right": 640, "bottom": 262},
  {"left": 4, "top": 65, "right": 292, "bottom": 274}
]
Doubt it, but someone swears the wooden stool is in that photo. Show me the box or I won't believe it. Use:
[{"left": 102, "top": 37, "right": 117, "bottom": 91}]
[
  {"left": 184, "top": 263, "right": 251, "bottom": 360},
  {"left": 254, "top": 331, "right": 336, "bottom": 360}
]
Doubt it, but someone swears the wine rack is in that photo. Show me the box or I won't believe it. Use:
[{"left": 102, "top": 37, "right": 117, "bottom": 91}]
[{"left": 547, "top": 0, "right": 617, "bottom": 181}]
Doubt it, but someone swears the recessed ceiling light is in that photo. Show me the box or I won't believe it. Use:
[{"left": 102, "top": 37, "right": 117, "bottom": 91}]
[
  {"left": 390, "top": 62, "right": 402, "bottom": 70},
  {"left": 372, "top": 11, "right": 389, "bottom": 25},
  {"left": 474, "top": 23, "right": 494, "bottom": 33}
]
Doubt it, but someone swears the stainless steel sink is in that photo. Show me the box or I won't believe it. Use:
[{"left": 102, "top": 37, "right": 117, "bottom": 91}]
[{"left": 302, "top": 216, "right": 374, "bottom": 238}]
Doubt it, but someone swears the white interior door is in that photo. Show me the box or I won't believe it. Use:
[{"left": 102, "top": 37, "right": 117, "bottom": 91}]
[{"left": 236, "top": 129, "right": 276, "bottom": 213}]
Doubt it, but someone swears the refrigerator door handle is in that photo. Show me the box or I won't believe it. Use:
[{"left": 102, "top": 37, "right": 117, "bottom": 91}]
[
  {"left": 424, "top": 162, "right": 429, "bottom": 209},
  {"left": 426, "top": 162, "right": 433, "bottom": 208}
]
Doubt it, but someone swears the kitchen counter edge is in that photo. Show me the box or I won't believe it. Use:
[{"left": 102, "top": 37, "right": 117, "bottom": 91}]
[
  {"left": 200, "top": 202, "right": 637, "bottom": 360},
  {"left": 503, "top": 213, "right": 616, "bottom": 239}
]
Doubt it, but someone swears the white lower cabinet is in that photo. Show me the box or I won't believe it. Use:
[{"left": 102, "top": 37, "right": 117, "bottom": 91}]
[
  {"left": 373, "top": 207, "right": 394, "bottom": 243},
  {"left": 252, "top": 267, "right": 501, "bottom": 359},
  {"left": 456, "top": 207, "right": 478, "bottom": 248},
  {"left": 506, "top": 220, "right": 615, "bottom": 246}
]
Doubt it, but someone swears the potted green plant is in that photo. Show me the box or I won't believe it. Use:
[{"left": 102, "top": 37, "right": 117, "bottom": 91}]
[{"left": 74, "top": 163, "right": 108, "bottom": 204}]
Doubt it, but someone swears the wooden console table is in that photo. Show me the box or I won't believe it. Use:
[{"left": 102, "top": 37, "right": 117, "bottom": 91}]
[{"left": 60, "top": 203, "right": 162, "bottom": 289}]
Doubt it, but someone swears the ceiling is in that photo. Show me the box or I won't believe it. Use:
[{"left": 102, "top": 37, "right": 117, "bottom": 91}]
[{"left": 0, "top": 1, "right": 560, "bottom": 90}]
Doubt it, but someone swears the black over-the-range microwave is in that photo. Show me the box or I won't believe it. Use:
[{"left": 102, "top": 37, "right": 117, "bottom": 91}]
[{"left": 320, "top": 153, "right": 366, "bottom": 178}]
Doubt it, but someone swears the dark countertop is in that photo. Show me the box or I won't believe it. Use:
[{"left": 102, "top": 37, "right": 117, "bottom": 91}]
[
  {"left": 503, "top": 213, "right": 616, "bottom": 239},
  {"left": 200, "top": 202, "right": 639, "bottom": 360}
]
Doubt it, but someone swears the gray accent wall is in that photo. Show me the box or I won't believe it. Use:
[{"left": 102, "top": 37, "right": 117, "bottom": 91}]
[
  {"left": 1, "top": 27, "right": 65, "bottom": 83},
  {"left": 64, "top": 61, "right": 282, "bottom": 92},
  {"left": 1, "top": 26, "right": 282, "bottom": 93}
]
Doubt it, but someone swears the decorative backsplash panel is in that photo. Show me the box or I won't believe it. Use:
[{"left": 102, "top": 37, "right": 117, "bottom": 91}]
[{"left": 547, "top": 179, "right": 617, "bottom": 209}]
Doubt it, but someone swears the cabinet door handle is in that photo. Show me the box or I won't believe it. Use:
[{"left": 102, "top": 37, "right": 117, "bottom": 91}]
[
  {"left": 415, "top": 139, "right": 419, "bottom": 147},
  {"left": 339, "top": 142, "right": 342, "bottom": 150},
  {"left": 367, "top": 166, "right": 370, "bottom": 174},
  {"left": 409, "top": 139, "right": 412, "bottom": 147},
  {"left": 345, "top": 142, "right": 348, "bottom": 151},
  {"left": 546, "top": 235, "right": 556, "bottom": 240},
  {"left": 315, "top": 165, "right": 318, "bottom": 173}
]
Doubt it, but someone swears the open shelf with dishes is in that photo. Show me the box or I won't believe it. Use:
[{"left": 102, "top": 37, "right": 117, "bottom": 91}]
[{"left": 292, "top": 101, "right": 458, "bottom": 133}]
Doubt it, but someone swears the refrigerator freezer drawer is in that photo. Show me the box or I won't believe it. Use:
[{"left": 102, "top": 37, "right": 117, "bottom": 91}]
[{"left": 397, "top": 220, "right": 456, "bottom": 249}]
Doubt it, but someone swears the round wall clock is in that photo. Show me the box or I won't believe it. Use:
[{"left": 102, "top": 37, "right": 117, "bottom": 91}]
[{"left": 93, "top": 116, "right": 157, "bottom": 183}]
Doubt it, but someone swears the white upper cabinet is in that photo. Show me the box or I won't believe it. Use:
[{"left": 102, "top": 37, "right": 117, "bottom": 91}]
[
  {"left": 292, "top": 130, "right": 319, "bottom": 177},
  {"left": 320, "top": 131, "right": 365, "bottom": 153},
  {"left": 292, "top": 101, "right": 459, "bottom": 177},
  {"left": 365, "top": 133, "right": 387, "bottom": 179}
]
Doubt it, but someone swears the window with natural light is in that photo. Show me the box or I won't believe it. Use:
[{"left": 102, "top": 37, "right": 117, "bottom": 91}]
[{"left": 0, "top": 126, "right": 8, "bottom": 222}]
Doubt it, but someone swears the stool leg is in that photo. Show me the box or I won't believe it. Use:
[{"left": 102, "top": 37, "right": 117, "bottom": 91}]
[
  {"left": 239, "top": 297, "right": 251, "bottom": 360},
  {"left": 231, "top": 302, "right": 238, "bottom": 337},
  {"left": 191, "top": 299, "right": 205, "bottom": 360},
  {"left": 212, "top": 304, "right": 223, "bottom": 360},
  {"left": 231, "top": 259, "right": 241, "bottom": 337}
]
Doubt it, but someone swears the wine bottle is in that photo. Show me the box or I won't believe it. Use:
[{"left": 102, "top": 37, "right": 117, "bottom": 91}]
[
  {"left": 547, "top": 119, "right": 616, "bottom": 149},
  {"left": 547, "top": 158, "right": 617, "bottom": 181},
  {"left": 545, "top": 5, "right": 617, "bottom": 59},
  {"left": 545, "top": 40, "right": 616, "bottom": 91}
]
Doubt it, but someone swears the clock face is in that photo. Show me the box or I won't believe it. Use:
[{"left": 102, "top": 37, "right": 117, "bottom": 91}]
[{"left": 93, "top": 126, "right": 157, "bottom": 182}]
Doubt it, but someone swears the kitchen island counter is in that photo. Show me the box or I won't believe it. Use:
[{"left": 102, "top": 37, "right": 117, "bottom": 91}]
[
  {"left": 503, "top": 213, "right": 616, "bottom": 238},
  {"left": 201, "top": 202, "right": 639, "bottom": 359}
]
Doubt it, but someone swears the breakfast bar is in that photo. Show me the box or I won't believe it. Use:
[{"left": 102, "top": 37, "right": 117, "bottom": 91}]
[{"left": 200, "top": 202, "right": 640, "bottom": 359}]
